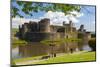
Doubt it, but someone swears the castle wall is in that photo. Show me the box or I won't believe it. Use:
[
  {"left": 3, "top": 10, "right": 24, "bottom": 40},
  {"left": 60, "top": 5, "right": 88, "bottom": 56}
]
[
  {"left": 28, "top": 21, "right": 39, "bottom": 32},
  {"left": 24, "top": 32, "right": 51, "bottom": 42}
]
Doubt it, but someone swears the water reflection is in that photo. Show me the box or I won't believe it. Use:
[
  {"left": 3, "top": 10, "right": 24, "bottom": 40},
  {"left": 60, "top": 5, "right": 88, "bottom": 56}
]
[
  {"left": 12, "top": 44, "right": 92, "bottom": 59},
  {"left": 12, "top": 47, "right": 22, "bottom": 59},
  {"left": 82, "top": 44, "right": 91, "bottom": 51}
]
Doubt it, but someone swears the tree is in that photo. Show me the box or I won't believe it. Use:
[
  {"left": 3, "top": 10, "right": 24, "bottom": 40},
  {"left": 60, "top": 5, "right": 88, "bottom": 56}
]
[
  {"left": 88, "top": 38, "right": 96, "bottom": 51},
  {"left": 11, "top": 0, "right": 81, "bottom": 18}
]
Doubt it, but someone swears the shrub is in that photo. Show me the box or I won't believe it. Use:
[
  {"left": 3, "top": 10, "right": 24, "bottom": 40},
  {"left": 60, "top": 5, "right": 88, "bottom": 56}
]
[{"left": 88, "top": 38, "right": 96, "bottom": 51}]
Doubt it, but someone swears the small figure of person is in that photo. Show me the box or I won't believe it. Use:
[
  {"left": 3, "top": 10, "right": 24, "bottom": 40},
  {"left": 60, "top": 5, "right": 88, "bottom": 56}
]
[
  {"left": 70, "top": 49, "right": 73, "bottom": 53},
  {"left": 54, "top": 53, "right": 56, "bottom": 57}
]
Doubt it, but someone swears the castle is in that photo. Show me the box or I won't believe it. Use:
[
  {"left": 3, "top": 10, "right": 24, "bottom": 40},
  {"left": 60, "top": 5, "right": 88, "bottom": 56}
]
[
  {"left": 18, "top": 18, "right": 78, "bottom": 41},
  {"left": 17, "top": 18, "right": 91, "bottom": 57}
]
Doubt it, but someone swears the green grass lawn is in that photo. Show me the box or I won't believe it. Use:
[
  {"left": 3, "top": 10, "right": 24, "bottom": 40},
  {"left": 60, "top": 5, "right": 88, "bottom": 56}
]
[
  {"left": 14, "top": 51, "right": 96, "bottom": 65},
  {"left": 33, "top": 51, "right": 96, "bottom": 64}
]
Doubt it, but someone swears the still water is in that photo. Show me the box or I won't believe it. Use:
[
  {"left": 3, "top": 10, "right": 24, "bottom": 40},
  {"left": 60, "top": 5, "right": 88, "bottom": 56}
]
[
  {"left": 12, "top": 47, "right": 22, "bottom": 59},
  {"left": 12, "top": 44, "right": 92, "bottom": 59}
]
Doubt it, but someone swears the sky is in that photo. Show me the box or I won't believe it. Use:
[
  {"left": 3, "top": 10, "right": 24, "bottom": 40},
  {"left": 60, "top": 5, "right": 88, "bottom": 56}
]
[{"left": 12, "top": 1, "right": 96, "bottom": 32}]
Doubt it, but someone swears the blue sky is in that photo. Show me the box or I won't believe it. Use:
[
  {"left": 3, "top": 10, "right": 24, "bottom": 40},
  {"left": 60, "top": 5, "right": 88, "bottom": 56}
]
[
  {"left": 75, "top": 6, "right": 95, "bottom": 32},
  {"left": 12, "top": 1, "right": 96, "bottom": 32}
]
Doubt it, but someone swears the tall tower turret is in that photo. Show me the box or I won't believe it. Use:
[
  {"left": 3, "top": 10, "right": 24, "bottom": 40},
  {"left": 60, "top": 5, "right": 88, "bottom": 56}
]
[
  {"left": 23, "top": 23, "right": 28, "bottom": 33},
  {"left": 19, "top": 25, "right": 21, "bottom": 32},
  {"left": 79, "top": 25, "right": 84, "bottom": 32},
  {"left": 21, "top": 23, "right": 28, "bottom": 39},
  {"left": 69, "top": 20, "right": 73, "bottom": 32},
  {"left": 39, "top": 18, "right": 50, "bottom": 32}
]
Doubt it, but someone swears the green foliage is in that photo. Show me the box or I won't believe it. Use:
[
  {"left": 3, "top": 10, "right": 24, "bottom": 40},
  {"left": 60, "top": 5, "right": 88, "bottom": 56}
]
[
  {"left": 11, "top": 60, "right": 15, "bottom": 65},
  {"left": 11, "top": 60, "right": 18, "bottom": 67},
  {"left": 88, "top": 38, "right": 96, "bottom": 51},
  {"left": 91, "top": 33, "right": 96, "bottom": 38},
  {"left": 12, "top": 39, "right": 27, "bottom": 44},
  {"left": 12, "top": 39, "right": 27, "bottom": 48},
  {"left": 12, "top": 28, "right": 18, "bottom": 32},
  {"left": 11, "top": 1, "right": 81, "bottom": 17}
]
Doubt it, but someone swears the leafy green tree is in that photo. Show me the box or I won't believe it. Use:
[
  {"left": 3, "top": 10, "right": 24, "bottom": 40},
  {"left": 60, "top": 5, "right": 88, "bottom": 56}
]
[
  {"left": 88, "top": 38, "right": 96, "bottom": 51},
  {"left": 11, "top": 0, "right": 81, "bottom": 18}
]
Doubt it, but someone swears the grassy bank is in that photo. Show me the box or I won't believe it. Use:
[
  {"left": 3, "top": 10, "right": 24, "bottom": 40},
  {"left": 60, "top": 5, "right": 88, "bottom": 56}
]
[
  {"left": 14, "top": 51, "right": 96, "bottom": 65},
  {"left": 33, "top": 51, "right": 95, "bottom": 64},
  {"left": 11, "top": 28, "right": 27, "bottom": 48},
  {"left": 14, "top": 55, "right": 47, "bottom": 63}
]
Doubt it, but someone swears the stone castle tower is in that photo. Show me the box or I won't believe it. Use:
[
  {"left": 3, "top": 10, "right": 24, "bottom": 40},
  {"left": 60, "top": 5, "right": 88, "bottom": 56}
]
[{"left": 39, "top": 18, "right": 50, "bottom": 32}]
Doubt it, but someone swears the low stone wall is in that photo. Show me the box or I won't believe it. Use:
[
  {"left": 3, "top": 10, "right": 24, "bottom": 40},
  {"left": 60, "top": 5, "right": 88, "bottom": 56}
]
[{"left": 24, "top": 32, "right": 50, "bottom": 42}]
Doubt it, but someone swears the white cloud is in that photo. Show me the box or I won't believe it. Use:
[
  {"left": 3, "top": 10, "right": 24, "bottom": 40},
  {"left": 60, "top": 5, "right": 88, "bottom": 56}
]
[
  {"left": 40, "top": 11, "right": 84, "bottom": 25},
  {"left": 70, "top": 11, "right": 84, "bottom": 17},
  {"left": 67, "top": 15, "right": 79, "bottom": 23},
  {"left": 12, "top": 11, "right": 84, "bottom": 28}
]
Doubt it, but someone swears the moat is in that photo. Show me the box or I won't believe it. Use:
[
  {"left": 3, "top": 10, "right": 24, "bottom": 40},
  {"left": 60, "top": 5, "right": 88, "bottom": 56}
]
[{"left": 12, "top": 43, "right": 92, "bottom": 59}]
